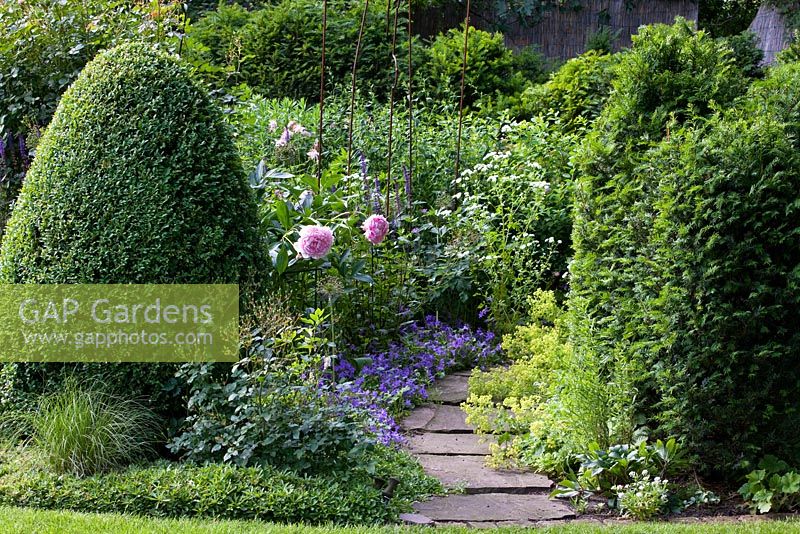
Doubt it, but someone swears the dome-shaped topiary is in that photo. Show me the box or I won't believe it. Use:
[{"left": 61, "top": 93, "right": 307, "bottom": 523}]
[
  {"left": 0, "top": 43, "right": 264, "bottom": 419},
  {"left": 0, "top": 42, "right": 263, "bottom": 284}
]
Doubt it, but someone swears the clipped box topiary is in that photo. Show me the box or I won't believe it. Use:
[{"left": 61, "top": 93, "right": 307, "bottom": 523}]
[
  {"left": 0, "top": 43, "right": 262, "bottom": 285},
  {"left": 0, "top": 42, "right": 265, "bottom": 422}
]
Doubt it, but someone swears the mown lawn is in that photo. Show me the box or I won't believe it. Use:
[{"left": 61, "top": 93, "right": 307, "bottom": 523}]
[{"left": 1, "top": 506, "right": 799, "bottom": 534}]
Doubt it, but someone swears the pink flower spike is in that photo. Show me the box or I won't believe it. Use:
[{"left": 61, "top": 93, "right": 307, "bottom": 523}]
[
  {"left": 293, "top": 225, "right": 334, "bottom": 259},
  {"left": 268, "top": 119, "right": 278, "bottom": 132},
  {"left": 307, "top": 140, "right": 320, "bottom": 162},
  {"left": 275, "top": 127, "right": 291, "bottom": 147},
  {"left": 362, "top": 214, "right": 389, "bottom": 245}
]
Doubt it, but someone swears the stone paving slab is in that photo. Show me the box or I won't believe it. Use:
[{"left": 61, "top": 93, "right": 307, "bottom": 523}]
[
  {"left": 466, "top": 522, "right": 504, "bottom": 529},
  {"left": 399, "top": 513, "right": 435, "bottom": 525},
  {"left": 415, "top": 454, "right": 552, "bottom": 493},
  {"left": 402, "top": 405, "right": 436, "bottom": 430},
  {"left": 413, "top": 493, "right": 574, "bottom": 522},
  {"left": 401, "top": 404, "right": 474, "bottom": 433},
  {"left": 428, "top": 375, "right": 470, "bottom": 405},
  {"left": 407, "top": 432, "right": 494, "bottom": 456}
]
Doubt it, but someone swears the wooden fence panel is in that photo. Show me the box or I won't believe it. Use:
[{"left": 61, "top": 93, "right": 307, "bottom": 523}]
[
  {"left": 413, "top": 0, "right": 699, "bottom": 59},
  {"left": 748, "top": 4, "right": 792, "bottom": 65}
]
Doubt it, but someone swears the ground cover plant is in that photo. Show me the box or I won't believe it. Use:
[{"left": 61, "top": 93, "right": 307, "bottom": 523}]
[{"left": 0, "top": 448, "right": 441, "bottom": 525}]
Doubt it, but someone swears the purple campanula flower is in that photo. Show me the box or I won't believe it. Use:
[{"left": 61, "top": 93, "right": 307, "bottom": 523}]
[
  {"left": 319, "top": 316, "right": 502, "bottom": 447},
  {"left": 359, "top": 150, "right": 368, "bottom": 177}
]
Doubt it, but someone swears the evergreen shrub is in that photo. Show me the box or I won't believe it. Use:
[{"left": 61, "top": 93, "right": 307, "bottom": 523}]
[
  {"left": 567, "top": 19, "right": 763, "bottom": 473},
  {"left": 424, "top": 25, "right": 539, "bottom": 106},
  {"left": 0, "top": 43, "right": 264, "bottom": 418},
  {"left": 646, "top": 62, "right": 800, "bottom": 471},
  {"left": 518, "top": 50, "right": 617, "bottom": 129}
]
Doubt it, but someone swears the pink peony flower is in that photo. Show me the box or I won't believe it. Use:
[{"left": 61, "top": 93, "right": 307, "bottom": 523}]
[
  {"left": 294, "top": 225, "right": 334, "bottom": 259},
  {"left": 362, "top": 214, "right": 389, "bottom": 245}
]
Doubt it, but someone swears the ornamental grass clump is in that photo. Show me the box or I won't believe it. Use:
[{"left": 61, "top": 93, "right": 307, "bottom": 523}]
[{"left": 1, "top": 380, "right": 161, "bottom": 477}]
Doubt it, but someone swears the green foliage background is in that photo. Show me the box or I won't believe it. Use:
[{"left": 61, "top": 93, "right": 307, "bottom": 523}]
[{"left": 185, "top": 0, "right": 420, "bottom": 101}]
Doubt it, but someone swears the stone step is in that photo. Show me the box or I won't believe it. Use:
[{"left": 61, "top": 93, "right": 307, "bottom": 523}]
[
  {"left": 401, "top": 404, "right": 474, "bottom": 433},
  {"left": 428, "top": 374, "right": 470, "bottom": 405},
  {"left": 398, "top": 513, "right": 435, "bottom": 525},
  {"left": 413, "top": 493, "right": 574, "bottom": 522},
  {"left": 415, "top": 454, "right": 553, "bottom": 494},
  {"left": 406, "top": 432, "right": 494, "bottom": 456}
]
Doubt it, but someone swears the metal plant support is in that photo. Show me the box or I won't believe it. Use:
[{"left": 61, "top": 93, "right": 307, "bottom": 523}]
[
  {"left": 454, "top": 0, "right": 471, "bottom": 181},
  {"left": 317, "top": 0, "right": 329, "bottom": 190}
]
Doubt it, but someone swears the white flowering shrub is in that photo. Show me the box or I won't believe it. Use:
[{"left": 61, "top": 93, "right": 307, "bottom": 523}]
[
  {"left": 614, "top": 471, "right": 670, "bottom": 520},
  {"left": 449, "top": 118, "right": 577, "bottom": 330}
]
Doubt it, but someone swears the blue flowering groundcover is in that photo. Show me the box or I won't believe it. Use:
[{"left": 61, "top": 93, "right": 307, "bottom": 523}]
[{"left": 328, "top": 316, "right": 501, "bottom": 445}]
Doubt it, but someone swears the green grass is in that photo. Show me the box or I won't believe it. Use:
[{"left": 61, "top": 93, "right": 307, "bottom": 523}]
[{"left": 0, "top": 506, "right": 799, "bottom": 534}]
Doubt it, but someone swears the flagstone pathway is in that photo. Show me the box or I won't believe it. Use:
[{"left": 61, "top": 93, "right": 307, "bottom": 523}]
[{"left": 400, "top": 371, "right": 576, "bottom": 528}]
